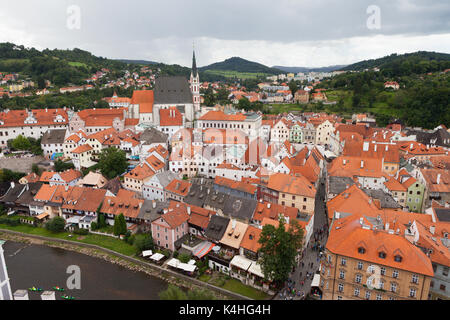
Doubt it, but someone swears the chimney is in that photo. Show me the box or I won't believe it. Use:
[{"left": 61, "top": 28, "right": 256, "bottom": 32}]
[
  {"left": 385, "top": 222, "right": 389, "bottom": 231},
  {"left": 363, "top": 141, "right": 369, "bottom": 152},
  {"left": 343, "top": 159, "right": 347, "bottom": 165},
  {"left": 152, "top": 201, "right": 156, "bottom": 209},
  {"left": 436, "top": 174, "right": 441, "bottom": 185},
  {"left": 10, "top": 181, "right": 15, "bottom": 189},
  {"left": 374, "top": 144, "right": 377, "bottom": 152},
  {"left": 267, "top": 203, "right": 271, "bottom": 209},
  {"left": 410, "top": 143, "right": 413, "bottom": 150},
  {"left": 361, "top": 160, "right": 364, "bottom": 168},
  {"left": 385, "top": 145, "right": 388, "bottom": 151},
  {"left": 429, "top": 225, "right": 435, "bottom": 235},
  {"left": 187, "top": 206, "right": 191, "bottom": 215}
]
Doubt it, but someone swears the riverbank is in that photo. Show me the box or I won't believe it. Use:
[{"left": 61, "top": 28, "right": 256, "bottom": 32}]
[{"left": 0, "top": 228, "right": 254, "bottom": 300}]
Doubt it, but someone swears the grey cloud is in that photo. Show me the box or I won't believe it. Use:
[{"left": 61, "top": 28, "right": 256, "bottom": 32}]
[{"left": 0, "top": 0, "right": 449, "bottom": 66}]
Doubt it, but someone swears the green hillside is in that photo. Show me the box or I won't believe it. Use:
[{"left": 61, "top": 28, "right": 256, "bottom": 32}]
[
  {"left": 200, "top": 57, "right": 283, "bottom": 76},
  {"left": 0, "top": 42, "right": 127, "bottom": 86},
  {"left": 341, "top": 51, "right": 450, "bottom": 77}
]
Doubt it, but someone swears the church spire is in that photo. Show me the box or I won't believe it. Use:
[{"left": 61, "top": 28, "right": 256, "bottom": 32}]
[{"left": 192, "top": 45, "right": 198, "bottom": 76}]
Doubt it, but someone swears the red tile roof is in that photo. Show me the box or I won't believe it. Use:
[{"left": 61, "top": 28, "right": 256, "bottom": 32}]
[
  {"left": 71, "top": 144, "right": 92, "bottom": 154},
  {"left": 159, "top": 107, "right": 183, "bottom": 126},
  {"left": 326, "top": 215, "right": 434, "bottom": 276},
  {"left": 0, "top": 108, "right": 68, "bottom": 128},
  {"left": 267, "top": 173, "right": 316, "bottom": 197},
  {"left": 165, "top": 179, "right": 192, "bottom": 197}
]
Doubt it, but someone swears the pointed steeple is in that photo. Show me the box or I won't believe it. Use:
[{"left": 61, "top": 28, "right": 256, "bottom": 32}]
[{"left": 192, "top": 49, "right": 198, "bottom": 77}]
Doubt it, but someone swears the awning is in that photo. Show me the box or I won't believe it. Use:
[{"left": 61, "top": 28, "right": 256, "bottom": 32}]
[
  {"left": 230, "top": 255, "right": 252, "bottom": 271},
  {"left": 36, "top": 212, "right": 49, "bottom": 220},
  {"left": 248, "top": 262, "right": 265, "bottom": 278},
  {"left": 179, "top": 263, "right": 196, "bottom": 272},
  {"left": 311, "top": 274, "right": 321, "bottom": 287},
  {"left": 193, "top": 241, "right": 215, "bottom": 258},
  {"left": 142, "top": 250, "right": 153, "bottom": 257},
  {"left": 150, "top": 253, "right": 165, "bottom": 261},
  {"left": 166, "top": 258, "right": 181, "bottom": 268}
]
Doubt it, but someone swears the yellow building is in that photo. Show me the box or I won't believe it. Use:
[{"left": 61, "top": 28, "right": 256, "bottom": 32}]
[
  {"left": 264, "top": 173, "right": 316, "bottom": 215},
  {"left": 320, "top": 216, "right": 434, "bottom": 300},
  {"left": 71, "top": 144, "right": 95, "bottom": 170}
]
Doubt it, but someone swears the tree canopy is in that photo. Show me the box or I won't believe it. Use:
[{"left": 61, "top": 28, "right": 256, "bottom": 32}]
[
  {"left": 113, "top": 213, "right": 127, "bottom": 236},
  {"left": 258, "top": 218, "right": 304, "bottom": 287},
  {"left": 97, "top": 147, "right": 128, "bottom": 179},
  {"left": 158, "top": 284, "right": 216, "bottom": 300}
]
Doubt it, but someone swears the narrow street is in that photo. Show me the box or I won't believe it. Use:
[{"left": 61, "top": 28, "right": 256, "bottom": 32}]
[{"left": 275, "top": 176, "right": 329, "bottom": 300}]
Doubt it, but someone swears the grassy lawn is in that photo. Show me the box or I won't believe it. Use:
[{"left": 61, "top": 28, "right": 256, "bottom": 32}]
[
  {"left": 198, "top": 274, "right": 212, "bottom": 282},
  {"left": 198, "top": 272, "right": 269, "bottom": 300},
  {"left": 68, "top": 61, "right": 88, "bottom": 67},
  {"left": 264, "top": 103, "right": 304, "bottom": 114},
  {"left": 222, "top": 278, "right": 269, "bottom": 300},
  {"left": 0, "top": 222, "right": 137, "bottom": 256}
]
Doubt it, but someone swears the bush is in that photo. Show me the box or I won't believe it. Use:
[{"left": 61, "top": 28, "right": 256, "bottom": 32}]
[
  {"left": 178, "top": 253, "right": 191, "bottom": 263},
  {"left": 162, "top": 249, "right": 171, "bottom": 258},
  {"left": 73, "top": 228, "right": 89, "bottom": 235},
  {"left": 0, "top": 217, "right": 21, "bottom": 226},
  {"left": 134, "top": 233, "right": 153, "bottom": 252},
  {"left": 45, "top": 217, "right": 66, "bottom": 233},
  {"left": 173, "top": 251, "right": 179, "bottom": 258},
  {"left": 125, "top": 232, "right": 135, "bottom": 245},
  {"left": 90, "top": 222, "right": 98, "bottom": 230}
]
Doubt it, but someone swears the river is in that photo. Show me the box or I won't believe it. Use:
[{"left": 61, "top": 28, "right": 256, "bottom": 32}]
[{"left": 2, "top": 241, "right": 169, "bottom": 300}]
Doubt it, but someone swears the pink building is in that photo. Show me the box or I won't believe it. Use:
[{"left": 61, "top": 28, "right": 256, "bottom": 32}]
[{"left": 151, "top": 201, "right": 190, "bottom": 251}]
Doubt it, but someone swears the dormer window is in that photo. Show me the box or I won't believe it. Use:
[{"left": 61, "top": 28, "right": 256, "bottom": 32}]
[
  {"left": 358, "top": 247, "right": 366, "bottom": 254},
  {"left": 394, "top": 255, "right": 402, "bottom": 262},
  {"left": 379, "top": 252, "right": 386, "bottom": 259}
]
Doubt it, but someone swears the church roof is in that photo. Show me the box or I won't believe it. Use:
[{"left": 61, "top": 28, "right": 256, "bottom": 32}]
[{"left": 154, "top": 76, "right": 193, "bottom": 105}]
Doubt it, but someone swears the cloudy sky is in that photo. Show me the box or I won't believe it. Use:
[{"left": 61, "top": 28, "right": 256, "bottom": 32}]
[{"left": 1, "top": 0, "right": 449, "bottom": 68}]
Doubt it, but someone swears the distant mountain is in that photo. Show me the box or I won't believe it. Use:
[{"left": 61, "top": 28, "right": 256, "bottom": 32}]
[
  {"left": 340, "top": 51, "right": 450, "bottom": 74},
  {"left": 116, "top": 59, "right": 159, "bottom": 65},
  {"left": 273, "top": 65, "right": 347, "bottom": 73},
  {"left": 200, "top": 57, "right": 284, "bottom": 75}
]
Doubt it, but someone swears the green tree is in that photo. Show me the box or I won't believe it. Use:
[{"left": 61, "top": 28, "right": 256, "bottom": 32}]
[
  {"left": 159, "top": 285, "right": 216, "bottom": 300},
  {"left": 54, "top": 159, "right": 75, "bottom": 172},
  {"left": 11, "top": 135, "right": 31, "bottom": 151},
  {"left": 258, "top": 218, "right": 304, "bottom": 287},
  {"left": 178, "top": 253, "right": 192, "bottom": 263},
  {"left": 134, "top": 233, "right": 154, "bottom": 252},
  {"left": 32, "top": 163, "right": 40, "bottom": 175},
  {"left": 289, "top": 81, "right": 298, "bottom": 96},
  {"left": 158, "top": 285, "right": 187, "bottom": 300},
  {"left": 98, "top": 147, "right": 128, "bottom": 179},
  {"left": 45, "top": 217, "right": 66, "bottom": 233},
  {"left": 238, "top": 97, "right": 251, "bottom": 111},
  {"left": 113, "top": 213, "right": 127, "bottom": 236},
  {"left": 187, "top": 288, "right": 216, "bottom": 300}
]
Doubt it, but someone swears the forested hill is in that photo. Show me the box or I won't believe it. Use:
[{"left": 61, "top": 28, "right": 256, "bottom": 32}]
[
  {"left": 200, "top": 57, "right": 283, "bottom": 75},
  {"left": 341, "top": 51, "right": 450, "bottom": 76},
  {"left": 0, "top": 42, "right": 127, "bottom": 86}
]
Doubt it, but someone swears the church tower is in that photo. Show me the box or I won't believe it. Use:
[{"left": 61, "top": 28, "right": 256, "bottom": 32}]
[{"left": 190, "top": 49, "right": 201, "bottom": 113}]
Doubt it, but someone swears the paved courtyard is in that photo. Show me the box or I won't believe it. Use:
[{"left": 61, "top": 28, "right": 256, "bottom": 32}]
[{"left": 0, "top": 155, "right": 46, "bottom": 173}]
